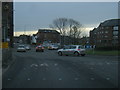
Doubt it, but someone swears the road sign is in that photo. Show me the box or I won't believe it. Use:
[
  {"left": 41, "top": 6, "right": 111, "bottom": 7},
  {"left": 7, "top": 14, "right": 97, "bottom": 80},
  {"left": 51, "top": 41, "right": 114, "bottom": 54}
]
[{"left": 1, "top": 42, "right": 9, "bottom": 48}]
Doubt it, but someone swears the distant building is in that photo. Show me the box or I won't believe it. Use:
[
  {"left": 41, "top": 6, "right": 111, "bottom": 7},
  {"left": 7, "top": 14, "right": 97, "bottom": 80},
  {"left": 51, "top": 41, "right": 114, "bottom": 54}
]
[
  {"left": 36, "top": 29, "right": 60, "bottom": 44},
  {"left": 89, "top": 28, "right": 98, "bottom": 46},
  {"left": 19, "top": 34, "right": 31, "bottom": 44},
  {"left": 31, "top": 34, "right": 37, "bottom": 44},
  {"left": 13, "top": 36, "right": 19, "bottom": 43},
  {"left": 90, "top": 19, "right": 120, "bottom": 48}
]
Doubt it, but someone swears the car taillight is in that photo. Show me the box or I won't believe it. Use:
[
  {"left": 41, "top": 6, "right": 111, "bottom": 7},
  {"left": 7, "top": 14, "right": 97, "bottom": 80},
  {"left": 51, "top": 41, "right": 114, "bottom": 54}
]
[
  {"left": 77, "top": 49, "right": 81, "bottom": 51},
  {"left": 42, "top": 47, "right": 44, "bottom": 49},
  {"left": 36, "top": 47, "right": 38, "bottom": 49}
]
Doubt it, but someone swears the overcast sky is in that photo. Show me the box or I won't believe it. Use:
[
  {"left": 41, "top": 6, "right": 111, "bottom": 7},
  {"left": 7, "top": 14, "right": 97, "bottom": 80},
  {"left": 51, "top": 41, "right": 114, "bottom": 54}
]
[{"left": 14, "top": 2, "right": 118, "bottom": 36}]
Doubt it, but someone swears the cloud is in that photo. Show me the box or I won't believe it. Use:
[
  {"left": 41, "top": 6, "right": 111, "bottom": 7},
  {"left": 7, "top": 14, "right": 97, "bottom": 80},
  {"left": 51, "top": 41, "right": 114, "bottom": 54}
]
[
  {"left": 13, "top": 0, "right": 119, "bottom": 2},
  {"left": 14, "top": 30, "right": 38, "bottom": 36}
]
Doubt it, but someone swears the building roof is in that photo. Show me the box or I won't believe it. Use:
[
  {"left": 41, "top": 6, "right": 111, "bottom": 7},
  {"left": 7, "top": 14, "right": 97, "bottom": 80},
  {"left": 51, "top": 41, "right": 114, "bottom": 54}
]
[
  {"left": 90, "top": 28, "right": 99, "bottom": 33},
  {"left": 100, "top": 19, "right": 120, "bottom": 27},
  {"left": 38, "top": 29, "right": 60, "bottom": 34},
  {"left": 90, "top": 19, "right": 120, "bottom": 33}
]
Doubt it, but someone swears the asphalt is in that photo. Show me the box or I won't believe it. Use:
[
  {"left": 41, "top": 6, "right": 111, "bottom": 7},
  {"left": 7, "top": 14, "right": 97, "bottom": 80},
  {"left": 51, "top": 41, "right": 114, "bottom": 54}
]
[{"left": 2, "top": 47, "right": 119, "bottom": 88}]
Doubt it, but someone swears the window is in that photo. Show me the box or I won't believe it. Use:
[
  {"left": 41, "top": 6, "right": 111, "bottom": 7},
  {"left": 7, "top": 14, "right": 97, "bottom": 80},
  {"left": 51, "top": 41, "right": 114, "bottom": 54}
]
[
  {"left": 64, "top": 46, "right": 70, "bottom": 49},
  {"left": 105, "top": 31, "right": 108, "bottom": 33},
  {"left": 113, "top": 36, "right": 118, "bottom": 38},
  {"left": 105, "top": 36, "right": 108, "bottom": 38},
  {"left": 113, "top": 26, "right": 118, "bottom": 30},
  {"left": 113, "top": 31, "right": 118, "bottom": 36},
  {"left": 106, "top": 27, "right": 109, "bottom": 29},
  {"left": 78, "top": 46, "right": 84, "bottom": 49},
  {"left": 70, "top": 46, "right": 76, "bottom": 49}
]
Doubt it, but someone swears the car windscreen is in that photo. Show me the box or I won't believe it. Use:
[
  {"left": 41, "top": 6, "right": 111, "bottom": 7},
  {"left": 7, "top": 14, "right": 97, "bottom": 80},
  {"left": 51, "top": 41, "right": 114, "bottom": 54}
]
[
  {"left": 63, "top": 46, "right": 70, "bottom": 49},
  {"left": 70, "top": 46, "right": 76, "bottom": 49}
]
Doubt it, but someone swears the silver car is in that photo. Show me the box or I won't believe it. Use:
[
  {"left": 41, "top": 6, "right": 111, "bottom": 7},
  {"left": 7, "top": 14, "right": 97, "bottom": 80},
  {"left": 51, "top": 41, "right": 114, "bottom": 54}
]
[{"left": 57, "top": 45, "right": 86, "bottom": 56}]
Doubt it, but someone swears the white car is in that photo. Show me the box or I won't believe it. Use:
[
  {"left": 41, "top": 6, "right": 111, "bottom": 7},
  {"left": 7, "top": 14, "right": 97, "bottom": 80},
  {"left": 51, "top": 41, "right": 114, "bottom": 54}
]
[
  {"left": 48, "top": 45, "right": 59, "bottom": 50},
  {"left": 25, "top": 45, "right": 31, "bottom": 50},
  {"left": 57, "top": 45, "right": 86, "bottom": 56},
  {"left": 17, "top": 45, "right": 26, "bottom": 52}
]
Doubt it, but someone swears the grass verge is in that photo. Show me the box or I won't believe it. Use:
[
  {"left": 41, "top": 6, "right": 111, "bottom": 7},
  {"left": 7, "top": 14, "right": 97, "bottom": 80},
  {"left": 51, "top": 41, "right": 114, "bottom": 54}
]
[{"left": 86, "top": 49, "right": 120, "bottom": 56}]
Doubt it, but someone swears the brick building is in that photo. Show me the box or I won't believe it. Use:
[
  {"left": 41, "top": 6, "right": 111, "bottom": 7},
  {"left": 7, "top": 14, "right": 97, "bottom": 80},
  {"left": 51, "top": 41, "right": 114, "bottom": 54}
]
[
  {"left": 19, "top": 34, "right": 31, "bottom": 44},
  {"left": 90, "top": 19, "right": 120, "bottom": 48},
  {"left": 36, "top": 29, "right": 60, "bottom": 44}
]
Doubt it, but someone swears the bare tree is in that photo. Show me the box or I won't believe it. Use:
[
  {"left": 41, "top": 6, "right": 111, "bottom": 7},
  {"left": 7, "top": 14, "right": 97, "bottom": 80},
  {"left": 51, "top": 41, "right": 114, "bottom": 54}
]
[
  {"left": 49, "top": 18, "right": 68, "bottom": 47},
  {"left": 50, "top": 18, "right": 83, "bottom": 46},
  {"left": 67, "top": 19, "right": 82, "bottom": 44},
  {"left": 49, "top": 18, "right": 68, "bottom": 35}
]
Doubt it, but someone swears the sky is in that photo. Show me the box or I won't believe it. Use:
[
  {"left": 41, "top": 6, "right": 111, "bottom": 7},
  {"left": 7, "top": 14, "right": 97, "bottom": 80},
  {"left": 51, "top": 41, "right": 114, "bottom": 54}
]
[{"left": 14, "top": 2, "right": 118, "bottom": 36}]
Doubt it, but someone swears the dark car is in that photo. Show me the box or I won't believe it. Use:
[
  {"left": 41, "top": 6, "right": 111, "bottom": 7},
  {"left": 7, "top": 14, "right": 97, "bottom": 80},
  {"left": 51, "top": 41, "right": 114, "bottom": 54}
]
[{"left": 36, "top": 45, "right": 44, "bottom": 52}]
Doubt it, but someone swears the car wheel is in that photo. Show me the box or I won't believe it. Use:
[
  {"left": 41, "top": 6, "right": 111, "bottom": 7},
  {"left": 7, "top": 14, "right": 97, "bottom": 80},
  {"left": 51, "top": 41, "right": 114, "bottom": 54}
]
[
  {"left": 74, "top": 52, "right": 79, "bottom": 56},
  {"left": 81, "top": 54, "right": 85, "bottom": 56},
  {"left": 58, "top": 51, "right": 62, "bottom": 56}
]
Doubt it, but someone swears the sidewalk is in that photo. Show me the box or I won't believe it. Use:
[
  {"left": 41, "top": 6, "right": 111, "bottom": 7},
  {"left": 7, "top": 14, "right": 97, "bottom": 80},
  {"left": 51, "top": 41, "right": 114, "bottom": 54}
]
[
  {"left": 0, "top": 48, "right": 16, "bottom": 89},
  {"left": 0, "top": 48, "right": 2, "bottom": 89},
  {"left": 0, "top": 48, "right": 2, "bottom": 76},
  {"left": 0, "top": 48, "right": 16, "bottom": 76},
  {"left": 2, "top": 52, "right": 16, "bottom": 75}
]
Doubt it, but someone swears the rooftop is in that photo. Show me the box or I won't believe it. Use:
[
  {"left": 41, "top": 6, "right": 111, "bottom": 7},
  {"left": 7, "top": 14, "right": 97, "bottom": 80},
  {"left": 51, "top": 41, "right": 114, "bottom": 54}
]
[
  {"left": 100, "top": 19, "right": 120, "bottom": 27},
  {"left": 38, "top": 29, "right": 60, "bottom": 34}
]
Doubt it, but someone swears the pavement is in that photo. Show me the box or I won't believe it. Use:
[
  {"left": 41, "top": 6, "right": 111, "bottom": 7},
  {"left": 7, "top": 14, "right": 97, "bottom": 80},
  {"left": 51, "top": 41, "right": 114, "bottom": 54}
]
[
  {"left": 2, "top": 48, "right": 17, "bottom": 75},
  {"left": 0, "top": 48, "right": 16, "bottom": 89},
  {"left": 0, "top": 48, "right": 2, "bottom": 89}
]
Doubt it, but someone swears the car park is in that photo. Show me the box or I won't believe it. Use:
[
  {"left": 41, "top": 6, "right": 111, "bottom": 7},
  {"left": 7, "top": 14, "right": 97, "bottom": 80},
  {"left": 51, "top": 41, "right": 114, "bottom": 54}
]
[
  {"left": 36, "top": 45, "right": 44, "bottom": 52},
  {"left": 17, "top": 45, "right": 26, "bottom": 52},
  {"left": 57, "top": 45, "right": 86, "bottom": 56}
]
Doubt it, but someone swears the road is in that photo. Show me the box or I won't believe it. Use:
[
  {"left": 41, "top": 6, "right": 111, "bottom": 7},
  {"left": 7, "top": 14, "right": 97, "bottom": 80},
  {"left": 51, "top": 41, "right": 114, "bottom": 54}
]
[{"left": 2, "top": 47, "right": 118, "bottom": 88}]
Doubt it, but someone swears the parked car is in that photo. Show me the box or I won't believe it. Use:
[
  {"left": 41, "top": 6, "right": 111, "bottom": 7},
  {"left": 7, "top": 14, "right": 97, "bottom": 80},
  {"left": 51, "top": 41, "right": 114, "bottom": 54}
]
[
  {"left": 25, "top": 45, "right": 31, "bottom": 50},
  {"left": 57, "top": 45, "right": 86, "bottom": 56},
  {"left": 48, "top": 45, "right": 59, "bottom": 50},
  {"left": 36, "top": 45, "right": 44, "bottom": 52},
  {"left": 17, "top": 45, "right": 26, "bottom": 52}
]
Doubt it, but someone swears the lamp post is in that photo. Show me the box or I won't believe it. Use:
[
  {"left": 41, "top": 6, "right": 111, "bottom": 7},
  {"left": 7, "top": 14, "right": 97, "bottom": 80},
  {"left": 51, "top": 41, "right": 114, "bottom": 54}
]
[{"left": 3, "top": 3, "right": 10, "bottom": 48}]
